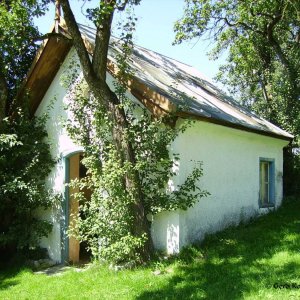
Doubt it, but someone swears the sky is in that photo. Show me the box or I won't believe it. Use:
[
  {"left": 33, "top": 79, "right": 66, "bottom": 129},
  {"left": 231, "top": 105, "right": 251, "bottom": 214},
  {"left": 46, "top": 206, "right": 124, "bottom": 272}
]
[{"left": 34, "top": 0, "right": 226, "bottom": 84}]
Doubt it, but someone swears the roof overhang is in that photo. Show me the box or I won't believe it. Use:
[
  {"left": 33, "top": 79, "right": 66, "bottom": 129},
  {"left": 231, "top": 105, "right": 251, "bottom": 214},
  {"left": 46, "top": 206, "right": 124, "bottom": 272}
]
[{"left": 17, "top": 23, "right": 72, "bottom": 116}]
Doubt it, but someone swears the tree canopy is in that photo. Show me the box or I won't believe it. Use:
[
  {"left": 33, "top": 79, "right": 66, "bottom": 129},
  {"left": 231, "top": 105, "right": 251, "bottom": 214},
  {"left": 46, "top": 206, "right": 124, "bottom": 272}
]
[
  {"left": 174, "top": 0, "right": 300, "bottom": 194},
  {"left": 0, "top": 1, "right": 57, "bottom": 259},
  {"left": 174, "top": 0, "right": 300, "bottom": 137},
  {"left": 0, "top": 0, "right": 49, "bottom": 120}
]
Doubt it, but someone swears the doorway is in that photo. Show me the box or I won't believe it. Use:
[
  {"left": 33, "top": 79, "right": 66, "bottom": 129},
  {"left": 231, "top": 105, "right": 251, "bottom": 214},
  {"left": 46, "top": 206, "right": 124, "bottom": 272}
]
[{"left": 65, "top": 152, "right": 91, "bottom": 264}]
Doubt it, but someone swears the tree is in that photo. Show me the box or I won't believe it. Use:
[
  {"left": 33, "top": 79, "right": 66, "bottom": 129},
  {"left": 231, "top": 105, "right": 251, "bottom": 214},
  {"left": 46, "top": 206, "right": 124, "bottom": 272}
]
[
  {"left": 59, "top": 0, "right": 154, "bottom": 261},
  {"left": 174, "top": 0, "right": 300, "bottom": 194},
  {"left": 0, "top": 111, "right": 55, "bottom": 258},
  {"left": 56, "top": 0, "right": 208, "bottom": 263},
  {"left": 174, "top": 0, "right": 300, "bottom": 131},
  {"left": 0, "top": 0, "right": 48, "bottom": 123},
  {"left": 0, "top": 1, "right": 55, "bottom": 259}
]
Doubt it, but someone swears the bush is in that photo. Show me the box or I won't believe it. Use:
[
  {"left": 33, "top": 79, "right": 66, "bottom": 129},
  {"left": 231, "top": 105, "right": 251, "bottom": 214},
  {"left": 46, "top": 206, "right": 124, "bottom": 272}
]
[{"left": 0, "top": 108, "right": 56, "bottom": 258}]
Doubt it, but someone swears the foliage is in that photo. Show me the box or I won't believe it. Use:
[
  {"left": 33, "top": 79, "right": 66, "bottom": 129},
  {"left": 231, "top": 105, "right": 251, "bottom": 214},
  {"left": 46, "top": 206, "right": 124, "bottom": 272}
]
[
  {"left": 0, "top": 108, "right": 56, "bottom": 253},
  {"left": 0, "top": 196, "right": 300, "bottom": 299},
  {"left": 0, "top": 0, "right": 48, "bottom": 109},
  {"left": 174, "top": 0, "right": 300, "bottom": 194},
  {"left": 60, "top": 0, "right": 158, "bottom": 262},
  {"left": 63, "top": 23, "right": 208, "bottom": 263},
  {"left": 0, "top": 0, "right": 56, "bottom": 259},
  {"left": 65, "top": 83, "right": 208, "bottom": 264},
  {"left": 284, "top": 147, "right": 300, "bottom": 195}
]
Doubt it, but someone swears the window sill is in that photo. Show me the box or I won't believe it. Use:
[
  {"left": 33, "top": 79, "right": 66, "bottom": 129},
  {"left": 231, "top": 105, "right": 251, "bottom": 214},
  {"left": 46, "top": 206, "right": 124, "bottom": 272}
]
[{"left": 259, "top": 204, "right": 275, "bottom": 209}]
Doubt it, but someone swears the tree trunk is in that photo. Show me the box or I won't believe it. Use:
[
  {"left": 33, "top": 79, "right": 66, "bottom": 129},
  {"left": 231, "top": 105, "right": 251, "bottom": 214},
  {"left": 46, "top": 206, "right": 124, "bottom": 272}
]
[
  {"left": 60, "top": 0, "right": 153, "bottom": 261},
  {"left": 0, "top": 73, "right": 8, "bottom": 127},
  {"left": 265, "top": 13, "right": 300, "bottom": 118},
  {"left": 101, "top": 82, "right": 153, "bottom": 260}
]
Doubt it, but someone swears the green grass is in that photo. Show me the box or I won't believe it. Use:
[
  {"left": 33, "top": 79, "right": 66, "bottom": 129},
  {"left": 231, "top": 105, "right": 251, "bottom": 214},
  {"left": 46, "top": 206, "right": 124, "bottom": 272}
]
[{"left": 1, "top": 197, "right": 300, "bottom": 299}]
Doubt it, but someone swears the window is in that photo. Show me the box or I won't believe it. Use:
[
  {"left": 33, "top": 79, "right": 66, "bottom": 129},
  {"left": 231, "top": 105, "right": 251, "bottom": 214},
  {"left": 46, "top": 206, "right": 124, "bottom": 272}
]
[{"left": 259, "top": 158, "right": 275, "bottom": 207}]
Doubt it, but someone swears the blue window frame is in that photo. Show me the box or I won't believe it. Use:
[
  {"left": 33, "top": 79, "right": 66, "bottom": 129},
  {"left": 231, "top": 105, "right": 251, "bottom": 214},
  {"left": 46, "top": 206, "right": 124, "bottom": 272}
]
[{"left": 259, "top": 158, "right": 275, "bottom": 207}]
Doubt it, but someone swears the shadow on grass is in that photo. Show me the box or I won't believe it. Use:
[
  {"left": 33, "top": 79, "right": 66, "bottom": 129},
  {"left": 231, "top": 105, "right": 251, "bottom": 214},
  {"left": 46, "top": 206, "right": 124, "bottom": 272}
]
[
  {"left": 0, "top": 257, "right": 31, "bottom": 291},
  {"left": 0, "top": 266, "right": 22, "bottom": 291},
  {"left": 138, "top": 197, "right": 300, "bottom": 300},
  {"left": 0, "top": 279, "right": 19, "bottom": 291}
]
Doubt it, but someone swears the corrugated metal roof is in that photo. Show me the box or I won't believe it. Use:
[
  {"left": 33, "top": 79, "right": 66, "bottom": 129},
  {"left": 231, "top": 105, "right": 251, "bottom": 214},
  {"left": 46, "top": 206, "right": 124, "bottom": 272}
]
[{"left": 78, "top": 24, "right": 293, "bottom": 140}]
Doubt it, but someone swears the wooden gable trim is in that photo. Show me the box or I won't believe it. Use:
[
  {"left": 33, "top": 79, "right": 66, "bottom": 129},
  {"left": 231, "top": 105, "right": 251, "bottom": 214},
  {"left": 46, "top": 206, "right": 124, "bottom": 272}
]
[
  {"left": 106, "top": 61, "right": 174, "bottom": 117},
  {"left": 17, "top": 23, "right": 72, "bottom": 116},
  {"left": 83, "top": 37, "right": 176, "bottom": 118}
]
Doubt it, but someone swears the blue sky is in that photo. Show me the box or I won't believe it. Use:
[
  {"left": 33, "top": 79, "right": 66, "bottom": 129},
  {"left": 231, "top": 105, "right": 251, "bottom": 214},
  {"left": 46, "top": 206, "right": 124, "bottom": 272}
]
[{"left": 34, "top": 0, "right": 226, "bottom": 83}]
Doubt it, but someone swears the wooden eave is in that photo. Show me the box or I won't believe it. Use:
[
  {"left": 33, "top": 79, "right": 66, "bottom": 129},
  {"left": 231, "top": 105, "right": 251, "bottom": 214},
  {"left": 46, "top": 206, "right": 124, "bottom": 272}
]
[
  {"left": 22, "top": 23, "right": 292, "bottom": 142},
  {"left": 17, "top": 26, "right": 72, "bottom": 116}
]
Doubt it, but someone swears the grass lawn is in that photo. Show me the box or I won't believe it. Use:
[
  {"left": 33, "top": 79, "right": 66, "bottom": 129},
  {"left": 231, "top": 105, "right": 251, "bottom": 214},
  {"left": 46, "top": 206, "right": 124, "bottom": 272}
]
[{"left": 1, "top": 197, "right": 300, "bottom": 300}]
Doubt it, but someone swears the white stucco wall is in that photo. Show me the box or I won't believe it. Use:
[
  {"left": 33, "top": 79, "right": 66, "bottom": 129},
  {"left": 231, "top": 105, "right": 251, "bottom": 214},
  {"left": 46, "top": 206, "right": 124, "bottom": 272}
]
[
  {"left": 35, "top": 49, "right": 289, "bottom": 261},
  {"left": 35, "top": 50, "right": 142, "bottom": 262},
  {"left": 35, "top": 50, "right": 80, "bottom": 262},
  {"left": 151, "top": 119, "right": 289, "bottom": 254}
]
